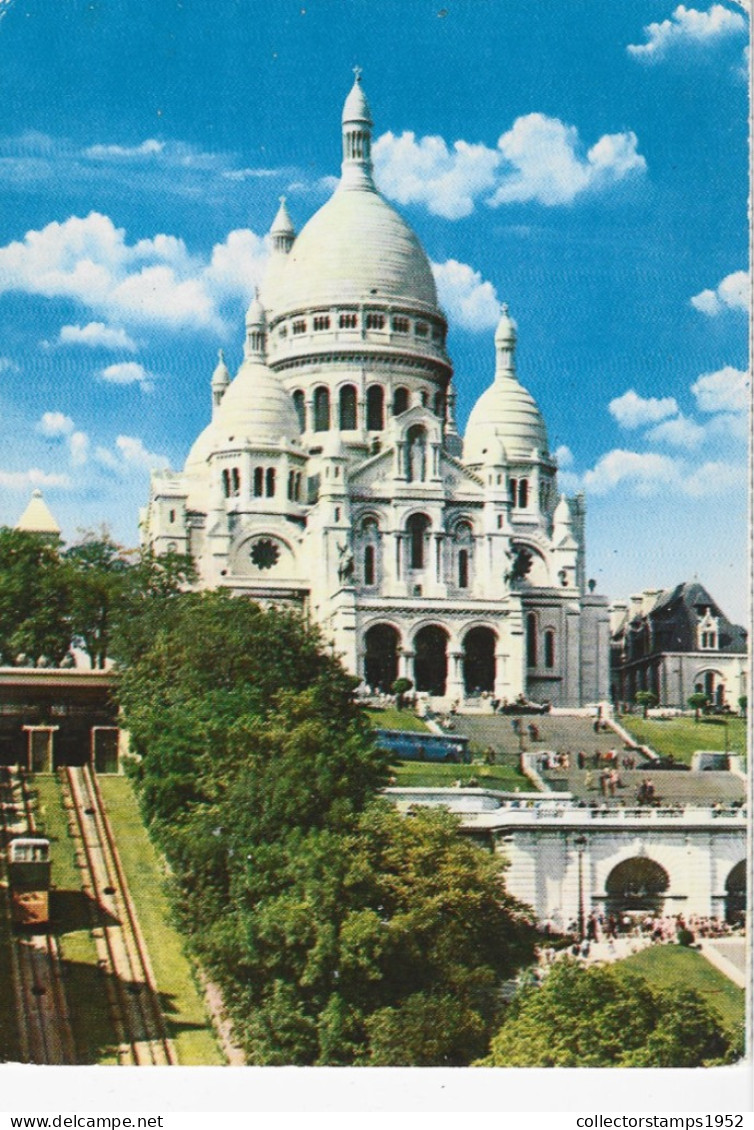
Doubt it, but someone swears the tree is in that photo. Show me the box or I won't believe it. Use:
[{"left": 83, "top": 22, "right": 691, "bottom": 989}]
[
  {"left": 479, "top": 959, "right": 739, "bottom": 1068},
  {"left": 390, "top": 676, "right": 413, "bottom": 710},
  {"left": 119, "top": 591, "right": 537, "bottom": 1065},
  {"left": 738, "top": 695, "right": 747, "bottom": 718},
  {"left": 635, "top": 690, "right": 658, "bottom": 718},
  {"left": 688, "top": 692, "right": 709, "bottom": 722},
  {"left": 0, "top": 528, "right": 70, "bottom": 664},
  {"left": 64, "top": 534, "right": 133, "bottom": 669}
]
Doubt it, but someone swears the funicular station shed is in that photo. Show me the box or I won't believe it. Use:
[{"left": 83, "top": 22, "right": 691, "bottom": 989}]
[{"left": 0, "top": 667, "right": 120, "bottom": 773}]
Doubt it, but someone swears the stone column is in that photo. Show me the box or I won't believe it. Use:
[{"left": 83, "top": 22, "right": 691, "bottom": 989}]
[
  {"left": 494, "top": 649, "right": 508, "bottom": 700},
  {"left": 448, "top": 650, "right": 464, "bottom": 702},
  {"left": 400, "top": 649, "right": 415, "bottom": 683}
]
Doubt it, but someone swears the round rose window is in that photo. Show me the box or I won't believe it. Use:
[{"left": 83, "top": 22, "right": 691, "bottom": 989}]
[{"left": 250, "top": 539, "right": 280, "bottom": 570}]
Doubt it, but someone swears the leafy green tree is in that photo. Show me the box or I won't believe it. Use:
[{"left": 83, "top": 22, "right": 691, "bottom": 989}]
[
  {"left": 634, "top": 690, "right": 658, "bottom": 718},
  {"left": 390, "top": 676, "right": 413, "bottom": 709},
  {"left": 479, "top": 959, "right": 738, "bottom": 1068},
  {"left": 64, "top": 534, "right": 133, "bottom": 669},
  {"left": 688, "top": 691, "right": 709, "bottom": 722},
  {"left": 738, "top": 695, "right": 747, "bottom": 718},
  {"left": 0, "top": 528, "right": 70, "bottom": 664},
  {"left": 120, "top": 591, "right": 536, "bottom": 1065}
]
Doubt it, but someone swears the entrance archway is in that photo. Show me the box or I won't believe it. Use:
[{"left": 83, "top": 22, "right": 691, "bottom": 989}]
[
  {"left": 605, "top": 857, "right": 669, "bottom": 919},
  {"left": 364, "top": 624, "right": 400, "bottom": 693},
  {"left": 463, "top": 627, "right": 496, "bottom": 694},
  {"left": 414, "top": 625, "right": 448, "bottom": 696},
  {"left": 725, "top": 860, "right": 746, "bottom": 925}
]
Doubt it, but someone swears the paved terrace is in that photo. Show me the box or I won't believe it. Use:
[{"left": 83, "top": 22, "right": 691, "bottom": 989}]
[{"left": 447, "top": 711, "right": 745, "bottom": 807}]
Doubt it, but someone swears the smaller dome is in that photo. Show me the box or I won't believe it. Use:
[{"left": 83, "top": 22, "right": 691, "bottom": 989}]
[
  {"left": 342, "top": 70, "right": 372, "bottom": 125},
  {"left": 553, "top": 494, "right": 572, "bottom": 526},
  {"left": 246, "top": 290, "right": 266, "bottom": 328},
  {"left": 212, "top": 358, "right": 300, "bottom": 449},
  {"left": 211, "top": 348, "right": 230, "bottom": 388}
]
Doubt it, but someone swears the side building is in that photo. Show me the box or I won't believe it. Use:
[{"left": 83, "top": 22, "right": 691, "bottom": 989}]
[
  {"left": 610, "top": 581, "right": 747, "bottom": 709},
  {"left": 142, "top": 74, "right": 610, "bottom": 708}
]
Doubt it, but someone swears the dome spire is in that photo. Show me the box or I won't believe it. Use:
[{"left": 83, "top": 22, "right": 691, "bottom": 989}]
[
  {"left": 340, "top": 68, "right": 376, "bottom": 192},
  {"left": 211, "top": 348, "right": 231, "bottom": 414},
  {"left": 494, "top": 302, "right": 517, "bottom": 379},
  {"left": 270, "top": 196, "right": 295, "bottom": 254}
]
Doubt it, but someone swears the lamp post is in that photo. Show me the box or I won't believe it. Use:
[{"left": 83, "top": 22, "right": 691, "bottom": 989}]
[{"left": 574, "top": 834, "right": 588, "bottom": 939}]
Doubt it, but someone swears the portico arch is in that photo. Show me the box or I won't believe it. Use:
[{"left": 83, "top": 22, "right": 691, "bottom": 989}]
[
  {"left": 605, "top": 857, "right": 669, "bottom": 919},
  {"left": 414, "top": 624, "right": 449, "bottom": 695},
  {"left": 364, "top": 623, "right": 400, "bottom": 692},
  {"left": 462, "top": 626, "right": 496, "bottom": 694},
  {"left": 725, "top": 860, "right": 746, "bottom": 925}
]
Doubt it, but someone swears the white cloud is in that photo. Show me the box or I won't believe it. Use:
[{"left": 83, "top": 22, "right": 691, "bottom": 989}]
[
  {"left": 84, "top": 139, "right": 165, "bottom": 160},
  {"left": 691, "top": 366, "right": 749, "bottom": 413},
  {"left": 690, "top": 269, "right": 749, "bottom": 314},
  {"left": 99, "top": 361, "right": 156, "bottom": 393},
  {"left": 645, "top": 414, "right": 707, "bottom": 447},
  {"left": 491, "top": 116, "right": 646, "bottom": 207},
  {"left": 373, "top": 114, "right": 645, "bottom": 218},
  {"left": 37, "top": 411, "right": 74, "bottom": 438},
  {"left": 0, "top": 212, "right": 271, "bottom": 334},
  {"left": 374, "top": 131, "right": 499, "bottom": 219},
  {"left": 0, "top": 356, "right": 20, "bottom": 374},
  {"left": 0, "top": 467, "right": 70, "bottom": 490},
  {"left": 554, "top": 444, "right": 574, "bottom": 468},
  {"left": 580, "top": 447, "right": 744, "bottom": 498},
  {"left": 608, "top": 388, "right": 679, "bottom": 428},
  {"left": 69, "top": 431, "right": 89, "bottom": 466},
  {"left": 628, "top": 4, "right": 746, "bottom": 61},
  {"left": 94, "top": 435, "right": 170, "bottom": 474},
  {"left": 431, "top": 259, "right": 500, "bottom": 330},
  {"left": 58, "top": 322, "right": 138, "bottom": 351}
]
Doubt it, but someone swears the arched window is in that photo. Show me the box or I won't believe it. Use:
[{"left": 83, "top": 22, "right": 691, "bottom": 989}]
[
  {"left": 313, "top": 386, "right": 330, "bottom": 432},
  {"left": 458, "top": 549, "right": 469, "bottom": 589},
  {"left": 339, "top": 384, "right": 357, "bottom": 430},
  {"left": 544, "top": 628, "right": 555, "bottom": 669},
  {"left": 222, "top": 469, "right": 230, "bottom": 498},
  {"left": 293, "top": 390, "right": 306, "bottom": 432},
  {"left": 406, "top": 514, "right": 430, "bottom": 569},
  {"left": 434, "top": 391, "right": 445, "bottom": 420},
  {"left": 366, "top": 385, "right": 385, "bottom": 431},
  {"left": 265, "top": 467, "right": 276, "bottom": 497},
  {"left": 287, "top": 470, "right": 294, "bottom": 500},
  {"left": 231, "top": 468, "right": 240, "bottom": 496},
  {"left": 518, "top": 479, "right": 529, "bottom": 508},
  {"left": 253, "top": 467, "right": 264, "bottom": 497},
  {"left": 509, "top": 478, "right": 518, "bottom": 507},
  {"left": 526, "top": 612, "right": 537, "bottom": 667},
  {"left": 393, "top": 386, "right": 409, "bottom": 416},
  {"left": 364, "top": 544, "right": 375, "bottom": 585},
  {"left": 295, "top": 472, "right": 302, "bottom": 501}
]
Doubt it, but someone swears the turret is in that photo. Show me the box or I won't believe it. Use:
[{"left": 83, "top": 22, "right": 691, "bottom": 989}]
[
  {"left": 211, "top": 349, "right": 231, "bottom": 415},
  {"left": 270, "top": 196, "right": 296, "bottom": 256},
  {"left": 244, "top": 291, "right": 267, "bottom": 361},
  {"left": 340, "top": 67, "right": 376, "bottom": 191}
]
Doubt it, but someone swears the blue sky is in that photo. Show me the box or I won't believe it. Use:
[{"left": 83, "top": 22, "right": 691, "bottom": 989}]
[{"left": 0, "top": 0, "right": 748, "bottom": 622}]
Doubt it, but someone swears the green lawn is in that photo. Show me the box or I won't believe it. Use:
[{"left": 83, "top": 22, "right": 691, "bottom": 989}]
[
  {"left": 390, "top": 760, "right": 527, "bottom": 790},
  {"left": 98, "top": 775, "right": 225, "bottom": 1065},
  {"left": 366, "top": 707, "right": 429, "bottom": 732},
  {"left": 619, "top": 715, "right": 746, "bottom": 765},
  {"left": 619, "top": 945, "right": 745, "bottom": 1039}
]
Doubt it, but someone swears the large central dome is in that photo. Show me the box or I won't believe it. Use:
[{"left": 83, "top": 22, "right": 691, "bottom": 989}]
[
  {"left": 267, "top": 73, "right": 442, "bottom": 319},
  {"left": 273, "top": 188, "right": 440, "bottom": 312}
]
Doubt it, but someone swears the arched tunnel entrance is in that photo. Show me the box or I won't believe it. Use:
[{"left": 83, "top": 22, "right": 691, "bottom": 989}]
[
  {"left": 605, "top": 857, "right": 670, "bottom": 919},
  {"left": 363, "top": 624, "right": 400, "bottom": 693},
  {"left": 414, "top": 625, "right": 449, "bottom": 696},
  {"left": 725, "top": 860, "right": 746, "bottom": 926},
  {"left": 462, "top": 627, "right": 496, "bottom": 695}
]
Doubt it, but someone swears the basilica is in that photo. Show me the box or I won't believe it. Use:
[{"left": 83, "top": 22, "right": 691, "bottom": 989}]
[{"left": 142, "top": 75, "right": 610, "bottom": 707}]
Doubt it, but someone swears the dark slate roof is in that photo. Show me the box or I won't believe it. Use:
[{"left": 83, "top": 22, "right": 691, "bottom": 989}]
[{"left": 617, "top": 581, "right": 746, "bottom": 655}]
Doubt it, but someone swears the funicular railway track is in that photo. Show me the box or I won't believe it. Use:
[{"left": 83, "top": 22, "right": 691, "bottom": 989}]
[
  {"left": 62, "top": 764, "right": 176, "bottom": 1066},
  {"left": 0, "top": 766, "right": 75, "bottom": 1064}
]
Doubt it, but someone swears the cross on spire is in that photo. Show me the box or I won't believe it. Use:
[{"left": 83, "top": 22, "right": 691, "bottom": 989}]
[{"left": 353, "top": 65, "right": 362, "bottom": 82}]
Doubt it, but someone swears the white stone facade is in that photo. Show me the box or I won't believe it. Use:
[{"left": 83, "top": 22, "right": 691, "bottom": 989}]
[{"left": 142, "top": 75, "right": 610, "bottom": 707}]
